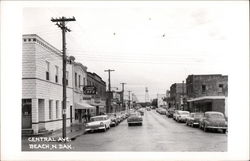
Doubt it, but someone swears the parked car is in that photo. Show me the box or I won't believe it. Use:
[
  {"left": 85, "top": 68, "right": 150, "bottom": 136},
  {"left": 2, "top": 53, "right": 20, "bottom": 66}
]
[
  {"left": 175, "top": 111, "right": 190, "bottom": 122},
  {"left": 186, "top": 113, "right": 204, "bottom": 127},
  {"left": 199, "top": 111, "right": 227, "bottom": 133},
  {"left": 107, "top": 113, "right": 119, "bottom": 127},
  {"left": 85, "top": 115, "right": 111, "bottom": 132},
  {"left": 127, "top": 112, "right": 143, "bottom": 126},
  {"left": 156, "top": 108, "right": 167, "bottom": 115},
  {"left": 173, "top": 110, "right": 181, "bottom": 120},
  {"left": 166, "top": 108, "right": 175, "bottom": 118},
  {"left": 138, "top": 108, "right": 144, "bottom": 116}
]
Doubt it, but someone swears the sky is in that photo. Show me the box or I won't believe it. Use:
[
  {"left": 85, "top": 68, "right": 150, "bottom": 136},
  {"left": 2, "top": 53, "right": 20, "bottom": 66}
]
[{"left": 22, "top": 1, "right": 247, "bottom": 102}]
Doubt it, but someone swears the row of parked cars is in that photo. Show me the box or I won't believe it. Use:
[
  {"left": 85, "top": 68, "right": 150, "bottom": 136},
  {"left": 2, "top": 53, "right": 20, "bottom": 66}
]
[
  {"left": 84, "top": 112, "right": 130, "bottom": 133},
  {"left": 156, "top": 107, "right": 228, "bottom": 133}
]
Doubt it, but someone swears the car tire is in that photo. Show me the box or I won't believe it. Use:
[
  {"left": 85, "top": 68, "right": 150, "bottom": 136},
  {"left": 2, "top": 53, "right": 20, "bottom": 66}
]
[{"left": 203, "top": 124, "right": 207, "bottom": 132}]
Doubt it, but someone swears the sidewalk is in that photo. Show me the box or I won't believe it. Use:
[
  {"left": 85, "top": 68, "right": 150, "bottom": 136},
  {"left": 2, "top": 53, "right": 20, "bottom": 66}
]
[{"left": 48, "top": 123, "right": 86, "bottom": 141}]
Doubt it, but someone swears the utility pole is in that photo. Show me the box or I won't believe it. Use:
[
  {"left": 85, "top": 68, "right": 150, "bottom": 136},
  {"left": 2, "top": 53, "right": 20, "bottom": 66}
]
[
  {"left": 120, "top": 83, "right": 126, "bottom": 111},
  {"left": 104, "top": 69, "right": 115, "bottom": 113},
  {"left": 128, "top": 90, "right": 131, "bottom": 110},
  {"left": 51, "top": 16, "right": 76, "bottom": 139}
]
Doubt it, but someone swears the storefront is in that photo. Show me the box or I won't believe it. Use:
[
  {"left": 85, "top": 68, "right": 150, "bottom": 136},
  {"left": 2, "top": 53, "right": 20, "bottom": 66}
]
[
  {"left": 74, "top": 100, "right": 95, "bottom": 123},
  {"left": 187, "top": 96, "right": 226, "bottom": 114}
]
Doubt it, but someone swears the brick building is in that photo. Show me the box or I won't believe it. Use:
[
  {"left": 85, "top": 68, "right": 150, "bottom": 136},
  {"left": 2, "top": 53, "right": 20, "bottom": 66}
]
[
  {"left": 170, "top": 82, "right": 187, "bottom": 110},
  {"left": 186, "top": 74, "right": 228, "bottom": 116},
  {"left": 22, "top": 34, "right": 74, "bottom": 134},
  {"left": 87, "top": 72, "right": 107, "bottom": 116}
]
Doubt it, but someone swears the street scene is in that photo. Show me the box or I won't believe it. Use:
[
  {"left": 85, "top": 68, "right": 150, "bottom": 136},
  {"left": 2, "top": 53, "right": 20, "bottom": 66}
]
[
  {"left": 22, "top": 108, "right": 227, "bottom": 151},
  {"left": 20, "top": 2, "right": 236, "bottom": 153}
]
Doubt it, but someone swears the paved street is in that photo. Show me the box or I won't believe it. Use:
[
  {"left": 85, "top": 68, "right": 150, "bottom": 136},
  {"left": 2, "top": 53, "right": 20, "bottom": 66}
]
[
  {"left": 71, "top": 110, "right": 227, "bottom": 151},
  {"left": 22, "top": 109, "right": 227, "bottom": 151}
]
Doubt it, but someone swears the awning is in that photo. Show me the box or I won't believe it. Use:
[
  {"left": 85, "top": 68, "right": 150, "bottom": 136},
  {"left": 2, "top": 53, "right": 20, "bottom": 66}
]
[
  {"left": 187, "top": 96, "right": 226, "bottom": 102},
  {"left": 74, "top": 101, "right": 95, "bottom": 109}
]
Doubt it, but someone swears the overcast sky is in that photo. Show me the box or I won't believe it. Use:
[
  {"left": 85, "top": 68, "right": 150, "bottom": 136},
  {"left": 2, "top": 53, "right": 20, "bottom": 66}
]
[{"left": 22, "top": 1, "right": 248, "bottom": 102}]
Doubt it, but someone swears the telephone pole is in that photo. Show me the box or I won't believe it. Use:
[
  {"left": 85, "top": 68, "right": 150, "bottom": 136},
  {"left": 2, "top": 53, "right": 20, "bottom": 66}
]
[
  {"left": 128, "top": 90, "right": 131, "bottom": 110},
  {"left": 51, "top": 16, "right": 76, "bottom": 139},
  {"left": 120, "top": 83, "right": 126, "bottom": 111},
  {"left": 104, "top": 69, "right": 115, "bottom": 113}
]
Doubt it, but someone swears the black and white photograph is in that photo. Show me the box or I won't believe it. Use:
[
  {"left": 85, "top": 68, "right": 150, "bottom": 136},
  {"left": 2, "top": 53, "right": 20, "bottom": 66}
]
[{"left": 1, "top": 1, "right": 249, "bottom": 161}]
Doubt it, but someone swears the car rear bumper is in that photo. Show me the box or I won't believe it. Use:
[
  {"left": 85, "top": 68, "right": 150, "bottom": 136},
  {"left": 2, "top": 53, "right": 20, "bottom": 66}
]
[{"left": 207, "top": 126, "right": 227, "bottom": 129}]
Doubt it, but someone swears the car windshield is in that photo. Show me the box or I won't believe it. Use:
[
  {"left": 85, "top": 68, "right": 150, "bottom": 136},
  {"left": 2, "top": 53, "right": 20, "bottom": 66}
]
[
  {"left": 207, "top": 113, "right": 224, "bottom": 119},
  {"left": 179, "top": 111, "right": 189, "bottom": 115},
  {"left": 90, "top": 117, "right": 105, "bottom": 122},
  {"left": 194, "top": 113, "right": 204, "bottom": 117}
]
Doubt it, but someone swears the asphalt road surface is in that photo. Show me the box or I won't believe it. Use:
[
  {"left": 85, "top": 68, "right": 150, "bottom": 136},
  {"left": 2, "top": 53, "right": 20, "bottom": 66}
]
[{"left": 71, "top": 109, "right": 227, "bottom": 151}]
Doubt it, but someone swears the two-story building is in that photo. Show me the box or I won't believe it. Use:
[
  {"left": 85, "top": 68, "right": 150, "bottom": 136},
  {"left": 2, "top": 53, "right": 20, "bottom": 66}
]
[
  {"left": 22, "top": 34, "right": 73, "bottom": 135},
  {"left": 186, "top": 74, "right": 228, "bottom": 116},
  {"left": 87, "top": 72, "right": 107, "bottom": 116},
  {"left": 170, "top": 82, "right": 187, "bottom": 110},
  {"left": 72, "top": 62, "right": 94, "bottom": 124}
]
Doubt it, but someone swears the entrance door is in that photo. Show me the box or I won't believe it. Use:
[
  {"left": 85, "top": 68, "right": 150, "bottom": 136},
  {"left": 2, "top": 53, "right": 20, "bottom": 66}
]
[
  {"left": 96, "top": 106, "right": 99, "bottom": 116},
  {"left": 22, "top": 99, "right": 32, "bottom": 129}
]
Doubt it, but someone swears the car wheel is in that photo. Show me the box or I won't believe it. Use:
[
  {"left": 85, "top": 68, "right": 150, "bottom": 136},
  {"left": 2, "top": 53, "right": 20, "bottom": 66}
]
[
  {"left": 103, "top": 126, "right": 107, "bottom": 132},
  {"left": 203, "top": 124, "right": 207, "bottom": 132}
]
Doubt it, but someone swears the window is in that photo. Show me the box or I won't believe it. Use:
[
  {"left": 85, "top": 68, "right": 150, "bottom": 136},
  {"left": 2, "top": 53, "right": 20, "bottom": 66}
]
[
  {"left": 55, "top": 66, "right": 58, "bottom": 83},
  {"left": 56, "top": 100, "right": 59, "bottom": 119},
  {"left": 46, "top": 61, "right": 50, "bottom": 80},
  {"left": 83, "top": 77, "right": 86, "bottom": 86},
  {"left": 75, "top": 73, "right": 77, "bottom": 87},
  {"left": 66, "top": 71, "right": 69, "bottom": 86},
  {"left": 78, "top": 75, "right": 81, "bottom": 88},
  {"left": 202, "top": 85, "right": 206, "bottom": 93},
  {"left": 49, "top": 100, "right": 53, "bottom": 120},
  {"left": 219, "top": 84, "right": 223, "bottom": 92}
]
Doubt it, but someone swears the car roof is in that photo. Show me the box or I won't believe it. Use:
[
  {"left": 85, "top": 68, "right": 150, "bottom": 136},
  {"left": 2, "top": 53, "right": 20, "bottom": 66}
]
[
  {"left": 205, "top": 111, "right": 223, "bottom": 114},
  {"left": 91, "top": 115, "right": 108, "bottom": 118}
]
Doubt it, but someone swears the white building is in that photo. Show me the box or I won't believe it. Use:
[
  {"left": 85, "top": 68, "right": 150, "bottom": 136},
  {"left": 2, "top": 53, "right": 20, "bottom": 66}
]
[
  {"left": 72, "top": 62, "right": 94, "bottom": 123},
  {"left": 157, "top": 94, "right": 167, "bottom": 108},
  {"left": 22, "top": 34, "right": 73, "bottom": 134}
]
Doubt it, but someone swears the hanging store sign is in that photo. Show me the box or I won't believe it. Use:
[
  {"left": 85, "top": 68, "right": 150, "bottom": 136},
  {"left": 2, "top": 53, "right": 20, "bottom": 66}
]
[{"left": 83, "top": 86, "right": 97, "bottom": 95}]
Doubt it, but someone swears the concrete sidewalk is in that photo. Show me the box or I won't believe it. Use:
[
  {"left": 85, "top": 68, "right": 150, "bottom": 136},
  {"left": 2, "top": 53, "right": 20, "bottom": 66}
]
[{"left": 48, "top": 123, "right": 86, "bottom": 141}]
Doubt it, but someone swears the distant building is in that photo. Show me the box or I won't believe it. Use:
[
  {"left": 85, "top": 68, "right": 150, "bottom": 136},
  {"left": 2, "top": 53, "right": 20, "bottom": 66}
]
[
  {"left": 87, "top": 72, "right": 107, "bottom": 115},
  {"left": 170, "top": 82, "right": 186, "bottom": 110},
  {"left": 186, "top": 74, "right": 228, "bottom": 116},
  {"left": 157, "top": 94, "right": 167, "bottom": 108},
  {"left": 22, "top": 34, "right": 73, "bottom": 134}
]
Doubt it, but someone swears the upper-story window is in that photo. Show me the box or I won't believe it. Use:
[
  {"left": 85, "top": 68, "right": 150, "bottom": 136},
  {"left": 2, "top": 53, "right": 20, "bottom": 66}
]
[
  {"left": 46, "top": 61, "right": 50, "bottom": 80},
  {"left": 55, "top": 66, "right": 59, "bottom": 83},
  {"left": 66, "top": 71, "right": 69, "bottom": 86},
  {"left": 202, "top": 85, "right": 206, "bottom": 93},
  {"left": 219, "top": 84, "right": 223, "bottom": 92},
  {"left": 75, "top": 73, "right": 77, "bottom": 88},
  {"left": 83, "top": 77, "right": 86, "bottom": 87},
  {"left": 78, "top": 75, "right": 81, "bottom": 88}
]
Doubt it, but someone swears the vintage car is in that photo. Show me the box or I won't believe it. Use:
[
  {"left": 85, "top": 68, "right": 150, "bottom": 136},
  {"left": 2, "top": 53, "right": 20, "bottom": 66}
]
[
  {"left": 138, "top": 108, "right": 144, "bottom": 116},
  {"left": 186, "top": 113, "right": 204, "bottom": 127},
  {"left": 156, "top": 108, "right": 167, "bottom": 115},
  {"left": 166, "top": 108, "right": 175, "bottom": 118},
  {"left": 85, "top": 115, "right": 111, "bottom": 132},
  {"left": 127, "top": 112, "right": 143, "bottom": 126},
  {"left": 107, "top": 113, "right": 119, "bottom": 127},
  {"left": 175, "top": 111, "right": 190, "bottom": 122},
  {"left": 199, "top": 111, "right": 227, "bottom": 133}
]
